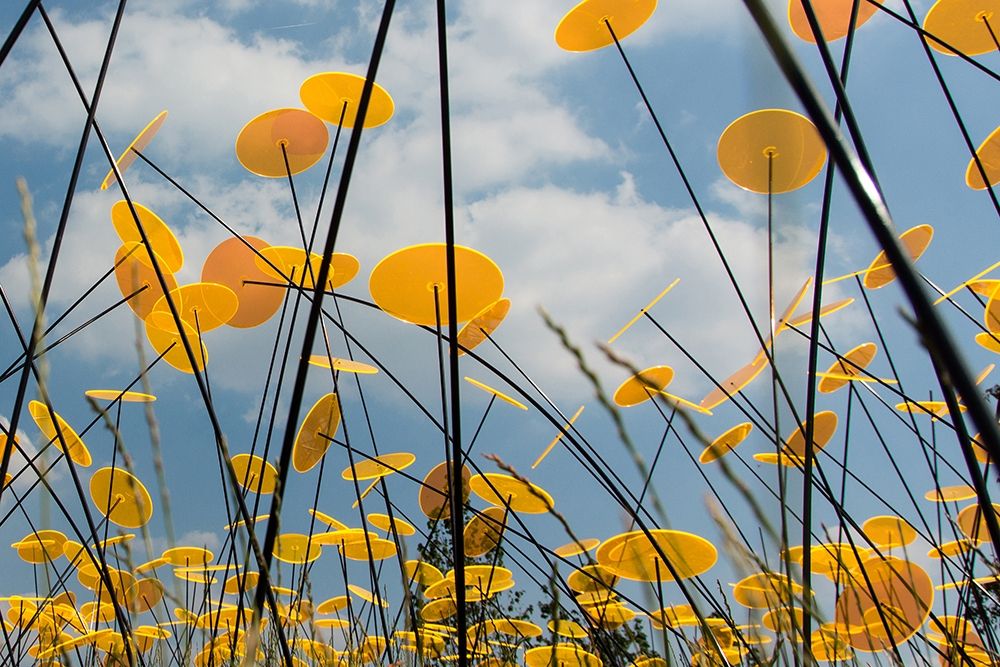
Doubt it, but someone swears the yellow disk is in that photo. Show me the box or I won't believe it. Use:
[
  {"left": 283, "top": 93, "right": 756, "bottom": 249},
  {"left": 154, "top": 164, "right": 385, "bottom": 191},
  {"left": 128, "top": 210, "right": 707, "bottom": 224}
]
[
  {"left": 533, "top": 405, "right": 584, "bottom": 469},
  {"left": 84, "top": 389, "right": 156, "bottom": 403},
  {"left": 567, "top": 563, "right": 619, "bottom": 593},
  {"left": 596, "top": 529, "right": 717, "bottom": 582},
  {"left": 788, "top": 0, "right": 883, "bottom": 43},
  {"left": 342, "top": 537, "right": 398, "bottom": 561},
  {"left": 554, "top": 537, "right": 601, "bottom": 558},
  {"left": 28, "top": 400, "right": 92, "bottom": 467},
  {"left": 809, "top": 542, "right": 870, "bottom": 579},
  {"left": 700, "top": 422, "right": 753, "bottom": 464},
  {"left": 201, "top": 235, "right": 284, "bottom": 329},
  {"left": 110, "top": 201, "right": 184, "bottom": 274},
  {"left": 145, "top": 310, "right": 207, "bottom": 374},
  {"left": 925, "top": 484, "right": 977, "bottom": 502},
  {"left": 862, "top": 224, "right": 934, "bottom": 290},
  {"left": 223, "top": 571, "right": 258, "bottom": 595},
  {"left": 256, "top": 246, "right": 360, "bottom": 291},
  {"left": 818, "top": 342, "right": 877, "bottom": 394},
  {"left": 862, "top": 515, "right": 917, "bottom": 549},
  {"left": 457, "top": 298, "right": 511, "bottom": 355},
  {"left": 316, "top": 595, "right": 348, "bottom": 615},
  {"left": 420, "top": 460, "right": 471, "bottom": 519},
  {"left": 957, "top": 502, "right": 1000, "bottom": 543},
  {"left": 717, "top": 109, "right": 827, "bottom": 194},
  {"left": 786, "top": 297, "right": 854, "bottom": 328},
  {"left": 293, "top": 393, "right": 341, "bottom": 474},
  {"left": 463, "top": 377, "right": 527, "bottom": 410},
  {"left": 161, "top": 546, "right": 214, "bottom": 566},
  {"left": 308, "top": 508, "right": 348, "bottom": 530},
  {"left": 89, "top": 467, "right": 153, "bottom": 528},
  {"left": 549, "top": 619, "right": 589, "bottom": 639},
  {"left": 367, "top": 513, "right": 415, "bottom": 536},
  {"left": 464, "top": 506, "right": 507, "bottom": 558},
  {"left": 348, "top": 583, "right": 389, "bottom": 608},
  {"left": 700, "top": 354, "right": 768, "bottom": 410},
  {"left": 763, "top": 607, "right": 804, "bottom": 634},
  {"left": 114, "top": 243, "right": 178, "bottom": 320},
  {"left": 300, "top": 72, "right": 394, "bottom": 128},
  {"left": 555, "top": 0, "right": 657, "bottom": 52},
  {"left": 924, "top": 0, "right": 1000, "bottom": 55},
  {"left": 469, "top": 473, "right": 554, "bottom": 513},
  {"left": 127, "top": 578, "right": 165, "bottom": 614},
  {"left": 235, "top": 108, "right": 328, "bottom": 177},
  {"left": 985, "top": 289, "right": 1000, "bottom": 333},
  {"left": 928, "top": 539, "right": 972, "bottom": 558},
  {"left": 274, "top": 533, "right": 321, "bottom": 564},
  {"left": 102, "top": 111, "right": 168, "bottom": 190},
  {"left": 967, "top": 124, "right": 1000, "bottom": 189},
  {"left": 612, "top": 365, "right": 674, "bottom": 407},
  {"left": 231, "top": 453, "right": 278, "bottom": 494},
  {"left": 783, "top": 410, "right": 838, "bottom": 458},
  {"left": 421, "top": 597, "right": 457, "bottom": 622},
  {"left": 733, "top": 572, "right": 802, "bottom": 608},
  {"left": 341, "top": 451, "right": 415, "bottom": 481},
  {"left": 403, "top": 560, "right": 444, "bottom": 588},
  {"left": 150, "top": 282, "right": 238, "bottom": 334},
  {"left": 525, "top": 644, "right": 602, "bottom": 667},
  {"left": 369, "top": 243, "right": 504, "bottom": 326},
  {"left": 308, "top": 355, "right": 378, "bottom": 374}
]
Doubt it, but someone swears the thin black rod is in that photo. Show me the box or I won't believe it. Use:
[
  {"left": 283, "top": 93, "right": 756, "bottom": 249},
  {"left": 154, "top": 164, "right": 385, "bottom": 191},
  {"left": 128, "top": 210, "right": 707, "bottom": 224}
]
[{"left": 0, "top": 0, "right": 39, "bottom": 69}]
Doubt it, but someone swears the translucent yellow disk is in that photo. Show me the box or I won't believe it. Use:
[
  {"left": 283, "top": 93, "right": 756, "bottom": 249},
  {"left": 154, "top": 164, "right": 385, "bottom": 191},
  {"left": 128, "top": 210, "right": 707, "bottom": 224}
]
[
  {"left": 925, "top": 484, "right": 976, "bottom": 502},
  {"left": 788, "top": 0, "right": 883, "bottom": 43},
  {"left": 145, "top": 310, "right": 206, "bottom": 374},
  {"left": 613, "top": 365, "right": 674, "bottom": 407},
  {"left": 464, "top": 506, "right": 506, "bottom": 558},
  {"left": 786, "top": 297, "right": 854, "bottom": 328},
  {"left": 567, "top": 563, "right": 618, "bottom": 592},
  {"left": 783, "top": 410, "right": 838, "bottom": 458},
  {"left": 341, "top": 451, "right": 415, "bottom": 481},
  {"left": 818, "top": 343, "right": 877, "bottom": 394},
  {"left": 102, "top": 111, "right": 168, "bottom": 190},
  {"left": 300, "top": 72, "right": 394, "bottom": 128},
  {"left": 293, "top": 393, "right": 341, "bottom": 474},
  {"left": 28, "top": 400, "right": 92, "bottom": 467},
  {"left": 231, "top": 453, "right": 278, "bottom": 494},
  {"left": 367, "top": 513, "right": 415, "bottom": 536},
  {"left": 862, "top": 224, "right": 934, "bottom": 290},
  {"left": 733, "top": 572, "right": 802, "bottom": 609},
  {"left": 161, "top": 546, "right": 214, "bottom": 566},
  {"left": 274, "top": 533, "right": 321, "bottom": 564},
  {"left": 525, "top": 644, "right": 602, "bottom": 667},
  {"left": 201, "top": 236, "right": 284, "bottom": 329},
  {"left": 89, "top": 467, "right": 153, "bottom": 528},
  {"left": 957, "top": 502, "right": 1000, "bottom": 543},
  {"left": 308, "top": 508, "right": 348, "bottom": 530},
  {"left": 84, "top": 389, "right": 156, "bottom": 403},
  {"left": 316, "top": 595, "right": 348, "bottom": 614},
  {"left": 307, "top": 355, "right": 378, "bottom": 374},
  {"left": 342, "top": 537, "right": 397, "bottom": 561},
  {"left": 810, "top": 543, "right": 870, "bottom": 579},
  {"left": 457, "top": 298, "right": 511, "bottom": 355},
  {"left": 463, "top": 377, "right": 527, "bottom": 410},
  {"left": 928, "top": 539, "right": 972, "bottom": 558},
  {"left": 700, "top": 354, "right": 768, "bottom": 410},
  {"left": 549, "top": 619, "right": 589, "bottom": 639},
  {"left": 596, "top": 529, "right": 717, "bottom": 582},
  {"left": 235, "top": 108, "right": 328, "bottom": 177},
  {"left": 403, "top": 560, "right": 444, "bottom": 587},
  {"left": 256, "top": 246, "right": 360, "bottom": 290},
  {"left": 554, "top": 538, "right": 600, "bottom": 557},
  {"left": 469, "top": 473, "right": 554, "bottom": 513},
  {"left": 421, "top": 597, "right": 457, "bottom": 622},
  {"left": 717, "top": 109, "right": 827, "bottom": 194},
  {"left": 128, "top": 578, "right": 165, "bottom": 613},
  {"left": 150, "top": 282, "right": 238, "bottom": 333},
  {"left": 967, "top": 125, "right": 1000, "bottom": 189},
  {"left": 862, "top": 515, "right": 917, "bottom": 548},
  {"left": 420, "top": 461, "right": 471, "bottom": 519},
  {"left": 110, "top": 201, "right": 184, "bottom": 274},
  {"left": 348, "top": 583, "right": 389, "bottom": 608},
  {"left": 555, "top": 0, "right": 657, "bottom": 52},
  {"left": 369, "top": 243, "right": 504, "bottom": 326},
  {"left": 115, "top": 243, "right": 178, "bottom": 319},
  {"left": 924, "top": 0, "right": 1000, "bottom": 55},
  {"left": 700, "top": 422, "right": 753, "bottom": 464}
]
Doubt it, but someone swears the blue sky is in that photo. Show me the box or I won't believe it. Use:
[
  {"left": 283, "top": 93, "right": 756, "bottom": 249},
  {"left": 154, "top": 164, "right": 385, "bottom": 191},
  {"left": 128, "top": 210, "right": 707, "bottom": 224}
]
[{"left": 0, "top": 0, "right": 998, "bottom": 658}]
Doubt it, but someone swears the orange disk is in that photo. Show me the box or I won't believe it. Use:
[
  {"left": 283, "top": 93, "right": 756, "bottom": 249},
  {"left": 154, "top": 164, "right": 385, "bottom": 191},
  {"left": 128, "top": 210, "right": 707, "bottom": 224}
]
[
  {"left": 293, "top": 393, "right": 341, "bottom": 473},
  {"left": 307, "top": 355, "right": 378, "bottom": 374},
  {"left": 469, "top": 473, "right": 554, "bottom": 513},
  {"left": 613, "top": 365, "right": 674, "bottom": 407},
  {"left": 862, "top": 224, "right": 934, "bottom": 290},
  {"left": 127, "top": 578, "right": 165, "bottom": 614},
  {"left": 145, "top": 310, "right": 207, "bottom": 374},
  {"left": 733, "top": 572, "right": 802, "bottom": 608},
  {"left": 419, "top": 461, "right": 471, "bottom": 519},
  {"left": 700, "top": 422, "right": 753, "bottom": 464},
  {"left": 788, "top": 0, "right": 883, "bottom": 43},
  {"left": 201, "top": 236, "right": 284, "bottom": 328},
  {"left": 567, "top": 563, "right": 618, "bottom": 592},
  {"left": 463, "top": 377, "right": 528, "bottom": 410},
  {"left": 28, "top": 400, "right": 92, "bottom": 467},
  {"left": 809, "top": 542, "right": 871, "bottom": 579},
  {"left": 526, "top": 645, "right": 602, "bottom": 667},
  {"left": 985, "top": 289, "right": 1000, "bottom": 333},
  {"left": 162, "top": 546, "right": 214, "bottom": 566},
  {"left": 924, "top": 0, "right": 1000, "bottom": 55},
  {"left": 110, "top": 201, "right": 184, "bottom": 274},
  {"left": 256, "top": 246, "right": 360, "bottom": 291},
  {"left": 342, "top": 537, "right": 397, "bottom": 561},
  {"left": 783, "top": 410, "right": 838, "bottom": 458},
  {"left": 235, "top": 108, "right": 328, "bottom": 177},
  {"left": 786, "top": 297, "right": 854, "bottom": 328},
  {"left": 101, "top": 111, "right": 168, "bottom": 190},
  {"left": 596, "top": 529, "right": 717, "bottom": 582},
  {"left": 369, "top": 243, "right": 504, "bottom": 326},
  {"left": 89, "top": 467, "right": 153, "bottom": 528},
  {"left": 554, "top": 537, "right": 600, "bottom": 558},
  {"left": 150, "top": 282, "right": 238, "bottom": 333},
  {"left": 84, "top": 389, "right": 156, "bottom": 402},
  {"left": 555, "top": 0, "right": 657, "bottom": 52},
  {"left": 956, "top": 502, "right": 1000, "bottom": 543},
  {"left": 300, "top": 72, "right": 394, "bottom": 128},
  {"left": 925, "top": 484, "right": 977, "bottom": 502},
  {"left": 717, "top": 109, "right": 827, "bottom": 194},
  {"left": 463, "top": 506, "right": 507, "bottom": 558},
  {"left": 457, "top": 298, "right": 511, "bottom": 355},
  {"left": 231, "top": 453, "right": 278, "bottom": 494},
  {"left": 114, "top": 243, "right": 178, "bottom": 319},
  {"left": 274, "top": 533, "right": 321, "bottom": 564},
  {"left": 818, "top": 342, "right": 877, "bottom": 394},
  {"left": 368, "top": 513, "right": 415, "bottom": 536},
  {"left": 700, "top": 354, "right": 768, "bottom": 410},
  {"left": 967, "top": 125, "right": 1000, "bottom": 189},
  {"left": 342, "top": 451, "right": 415, "bottom": 481},
  {"left": 861, "top": 515, "right": 917, "bottom": 548}
]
